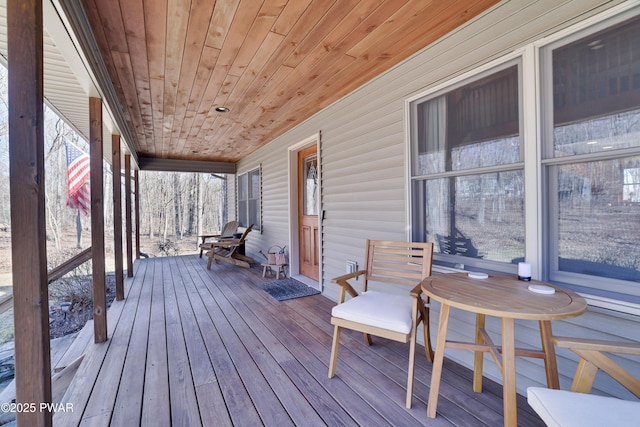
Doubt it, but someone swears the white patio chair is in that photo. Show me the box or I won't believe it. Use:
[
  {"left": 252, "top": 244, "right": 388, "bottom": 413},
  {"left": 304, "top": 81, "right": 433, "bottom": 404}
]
[{"left": 327, "top": 240, "right": 434, "bottom": 408}]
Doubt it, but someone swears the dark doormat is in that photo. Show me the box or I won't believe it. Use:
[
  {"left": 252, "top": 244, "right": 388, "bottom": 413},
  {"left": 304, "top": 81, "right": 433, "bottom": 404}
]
[{"left": 258, "top": 278, "right": 320, "bottom": 301}]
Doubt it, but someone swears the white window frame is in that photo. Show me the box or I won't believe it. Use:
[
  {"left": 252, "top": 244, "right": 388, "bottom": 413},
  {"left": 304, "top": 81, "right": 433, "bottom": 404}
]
[
  {"left": 406, "top": 53, "right": 527, "bottom": 275},
  {"left": 537, "top": 5, "right": 640, "bottom": 302},
  {"left": 237, "top": 166, "right": 261, "bottom": 231}
]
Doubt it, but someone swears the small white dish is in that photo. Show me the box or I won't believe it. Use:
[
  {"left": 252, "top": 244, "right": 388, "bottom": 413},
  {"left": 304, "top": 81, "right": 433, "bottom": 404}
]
[
  {"left": 468, "top": 272, "right": 488, "bottom": 279},
  {"left": 528, "top": 284, "right": 555, "bottom": 295}
]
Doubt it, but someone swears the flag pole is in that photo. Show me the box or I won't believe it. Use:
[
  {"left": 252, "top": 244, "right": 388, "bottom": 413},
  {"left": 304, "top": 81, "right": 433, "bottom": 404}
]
[{"left": 75, "top": 209, "right": 82, "bottom": 248}]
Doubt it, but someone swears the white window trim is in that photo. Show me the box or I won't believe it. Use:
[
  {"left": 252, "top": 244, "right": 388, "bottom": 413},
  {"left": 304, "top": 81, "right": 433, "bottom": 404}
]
[
  {"left": 582, "top": 293, "right": 640, "bottom": 317},
  {"left": 405, "top": 49, "right": 527, "bottom": 275}
]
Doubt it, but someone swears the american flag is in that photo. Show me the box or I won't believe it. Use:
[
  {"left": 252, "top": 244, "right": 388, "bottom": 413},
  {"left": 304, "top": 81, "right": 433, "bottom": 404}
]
[{"left": 65, "top": 142, "right": 91, "bottom": 214}]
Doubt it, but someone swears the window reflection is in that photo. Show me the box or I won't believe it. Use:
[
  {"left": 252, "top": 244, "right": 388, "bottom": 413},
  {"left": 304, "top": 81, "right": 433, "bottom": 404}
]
[
  {"left": 555, "top": 158, "right": 640, "bottom": 281},
  {"left": 417, "top": 172, "right": 524, "bottom": 263},
  {"left": 411, "top": 63, "right": 524, "bottom": 266}
]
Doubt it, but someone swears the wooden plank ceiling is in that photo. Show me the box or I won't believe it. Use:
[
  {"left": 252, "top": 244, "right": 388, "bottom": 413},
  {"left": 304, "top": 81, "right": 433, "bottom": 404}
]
[{"left": 81, "top": 0, "right": 500, "bottom": 164}]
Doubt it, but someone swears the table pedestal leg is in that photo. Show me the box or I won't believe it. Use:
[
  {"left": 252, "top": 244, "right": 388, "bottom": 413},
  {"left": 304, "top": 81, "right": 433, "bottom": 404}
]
[
  {"left": 473, "top": 313, "right": 485, "bottom": 392},
  {"left": 427, "top": 303, "right": 451, "bottom": 418},
  {"left": 502, "top": 317, "right": 517, "bottom": 427},
  {"left": 539, "top": 320, "right": 560, "bottom": 389}
]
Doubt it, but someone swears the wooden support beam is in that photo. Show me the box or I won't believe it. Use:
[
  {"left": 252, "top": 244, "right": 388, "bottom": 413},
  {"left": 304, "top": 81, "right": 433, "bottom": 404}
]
[
  {"left": 7, "top": 0, "right": 52, "bottom": 424},
  {"left": 112, "top": 135, "right": 124, "bottom": 300},
  {"left": 125, "top": 154, "right": 133, "bottom": 277},
  {"left": 134, "top": 169, "right": 140, "bottom": 260},
  {"left": 89, "top": 97, "right": 107, "bottom": 343}
]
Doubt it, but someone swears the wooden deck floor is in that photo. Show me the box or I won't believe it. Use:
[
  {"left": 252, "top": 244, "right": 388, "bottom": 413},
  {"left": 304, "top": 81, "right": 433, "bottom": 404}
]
[{"left": 54, "top": 255, "right": 544, "bottom": 426}]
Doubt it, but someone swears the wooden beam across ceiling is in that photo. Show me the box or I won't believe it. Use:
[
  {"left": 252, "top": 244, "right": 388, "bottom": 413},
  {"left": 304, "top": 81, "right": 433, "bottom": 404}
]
[
  {"left": 72, "top": 0, "right": 500, "bottom": 165},
  {"left": 137, "top": 156, "right": 236, "bottom": 174}
]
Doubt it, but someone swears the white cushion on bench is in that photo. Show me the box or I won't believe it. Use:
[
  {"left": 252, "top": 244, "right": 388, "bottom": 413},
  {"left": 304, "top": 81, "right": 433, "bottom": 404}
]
[
  {"left": 331, "top": 290, "right": 413, "bottom": 335},
  {"left": 527, "top": 387, "right": 640, "bottom": 427}
]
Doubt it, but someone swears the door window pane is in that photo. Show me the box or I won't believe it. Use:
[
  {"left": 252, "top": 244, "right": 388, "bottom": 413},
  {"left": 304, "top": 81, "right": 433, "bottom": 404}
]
[{"left": 303, "top": 155, "right": 318, "bottom": 216}]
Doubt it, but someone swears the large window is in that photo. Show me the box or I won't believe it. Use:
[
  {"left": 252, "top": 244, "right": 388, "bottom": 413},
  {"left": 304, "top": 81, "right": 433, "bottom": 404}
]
[
  {"left": 237, "top": 167, "right": 261, "bottom": 231},
  {"left": 410, "top": 62, "right": 524, "bottom": 271},
  {"left": 409, "top": 6, "right": 640, "bottom": 302},
  {"left": 541, "top": 12, "right": 640, "bottom": 297}
]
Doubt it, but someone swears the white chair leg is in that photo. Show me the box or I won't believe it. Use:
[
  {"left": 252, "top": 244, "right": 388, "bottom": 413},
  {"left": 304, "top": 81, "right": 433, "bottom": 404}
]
[{"left": 328, "top": 325, "right": 341, "bottom": 378}]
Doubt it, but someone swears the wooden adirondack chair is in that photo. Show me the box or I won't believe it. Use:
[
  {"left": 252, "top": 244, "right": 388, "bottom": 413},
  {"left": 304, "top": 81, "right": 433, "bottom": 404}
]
[
  {"left": 206, "top": 224, "right": 254, "bottom": 269},
  {"left": 328, "top": 239, "right": 434, "bottom": 409},
  {"left": 198, "top": 220, "right": 239, "bottom": 257}
]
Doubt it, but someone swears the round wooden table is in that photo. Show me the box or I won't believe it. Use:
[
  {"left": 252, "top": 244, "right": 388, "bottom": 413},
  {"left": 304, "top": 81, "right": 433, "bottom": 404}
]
[{"left": 422, "top": 272, "right": 587, "bottom": 427}]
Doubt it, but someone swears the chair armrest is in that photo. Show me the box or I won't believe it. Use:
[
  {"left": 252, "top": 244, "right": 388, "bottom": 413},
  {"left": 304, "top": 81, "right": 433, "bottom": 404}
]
[
  {"left": 553, "top": 336, "right": 640, "bottom": 397},
  {"left": 410, "top": 283, "right": 430, "bottom": 298},
  {"left": 552, "top": 336, "right": 640, "bottom": 356},
  {"left": 331, "top": 270, "right": 365, "bottom": 300},
  {"left": 199, "top": 234, "right": 222, "bottom": 245},
  {"left": 200, "top": 233, "right": 236, "bottom": 241},
  {"left": 331, "top": 270, "right": 365, "bottom": 283},
  {"left": 210, "top": 239, "right": 241, "bottom": 249},
  {"left": 199, "top": 233, "right": 221, "bottom": 239}
]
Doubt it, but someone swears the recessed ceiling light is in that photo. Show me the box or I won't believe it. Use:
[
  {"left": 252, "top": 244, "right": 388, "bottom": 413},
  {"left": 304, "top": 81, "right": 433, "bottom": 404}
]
[
  {"left": 586, "top": 141, "right": 598, "bottom": 145},
  {"left": 602, "top": 146, "right": 614, "bottom": 150},
  {"left": 215, "top": 107, "right": 230, "bottom": 113}
]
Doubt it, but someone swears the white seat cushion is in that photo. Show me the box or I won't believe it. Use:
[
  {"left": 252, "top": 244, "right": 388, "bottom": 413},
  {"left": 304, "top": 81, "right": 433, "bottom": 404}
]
[
  {"left": 527, "top": 387, "right": 640, "bottom": 427},
  {"left": 331, "top": 290, "right": 413, "bottom": 334}
]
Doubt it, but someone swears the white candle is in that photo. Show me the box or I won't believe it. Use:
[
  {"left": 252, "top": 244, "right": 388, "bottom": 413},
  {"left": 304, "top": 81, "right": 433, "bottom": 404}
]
[{"left": 518, "top": 262, "right": 531, "bottom": 280}]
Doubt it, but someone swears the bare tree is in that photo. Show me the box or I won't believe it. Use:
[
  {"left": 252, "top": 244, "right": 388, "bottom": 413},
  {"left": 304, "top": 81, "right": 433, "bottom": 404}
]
[
  {"left": 138, "top": 171, "right": 224, "bottom": 245},
  {"left": 173, "top": 173, "right": 182, "bottom": 239}
]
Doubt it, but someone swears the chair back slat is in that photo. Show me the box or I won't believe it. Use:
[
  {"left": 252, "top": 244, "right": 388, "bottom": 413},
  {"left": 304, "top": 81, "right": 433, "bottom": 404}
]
[
  {"left": 220, "top": 220, "right": 239, "bottom": 238},
  {"left": 363, "top": 240, "right": 433, "bottom": 292}
]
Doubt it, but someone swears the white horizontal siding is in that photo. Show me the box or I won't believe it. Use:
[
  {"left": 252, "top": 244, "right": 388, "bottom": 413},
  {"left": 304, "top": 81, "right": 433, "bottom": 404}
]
[{"left": 235, "top": 0, "right": 639, "bottom": 400}]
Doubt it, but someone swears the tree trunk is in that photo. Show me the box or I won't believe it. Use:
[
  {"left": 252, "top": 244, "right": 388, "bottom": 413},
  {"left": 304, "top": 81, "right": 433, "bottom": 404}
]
[
  {"left": 163, "top": 210, "right": 168, "bottom": 242},
  {"left": 187, "top": 174, "right": 196, "bottom": 235},
  {"left": 196, "top": 174, "right": 202, "bottom": 249},
  {"left": 173, "top": 173, "right": 181, "bottom": 240},
  {"left": 147, "top": 181, "right": 154, "bottom": 239}
]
